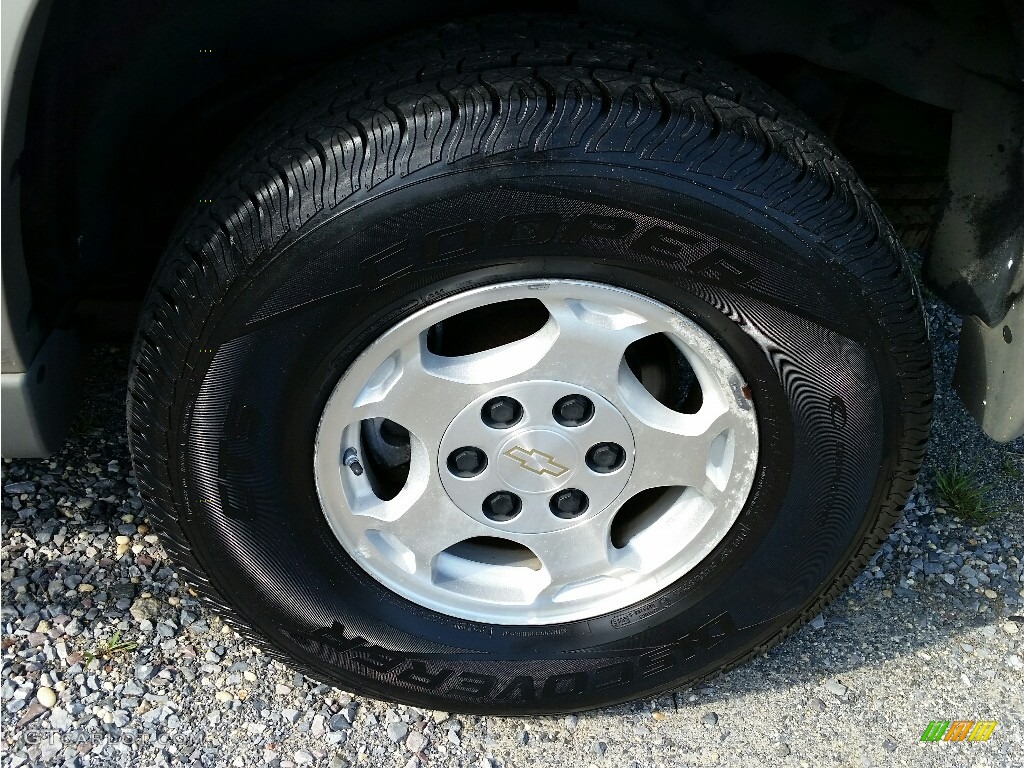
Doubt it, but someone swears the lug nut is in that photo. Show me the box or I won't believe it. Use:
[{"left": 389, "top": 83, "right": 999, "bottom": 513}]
[
  {"left": 447, "top": 447, "right": 487, "bottom": 477},
  {"left": 550, "top": 488, "right": 589, "bottom": 519},
  {"left": 481, "top": 396, "right": 523, "bottom": 429},
  {"left": 482, "top": 491, "right": 522, "bottom": 521},
  {"left": 553, "top": 394, "right": 594, "bottom": 427},
  {"left": 586, "top": 442, "right": 626, "bottom": 473}
]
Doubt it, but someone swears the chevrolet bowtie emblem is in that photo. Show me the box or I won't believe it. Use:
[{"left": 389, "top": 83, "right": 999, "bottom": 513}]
[{"left": 502, "top": 446, "right": 570, "bottom": 477}]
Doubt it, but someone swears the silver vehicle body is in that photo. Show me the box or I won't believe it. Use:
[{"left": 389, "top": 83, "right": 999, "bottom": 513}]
[{"left": 2, "top": 0, "right": 79, "bottom": 457}]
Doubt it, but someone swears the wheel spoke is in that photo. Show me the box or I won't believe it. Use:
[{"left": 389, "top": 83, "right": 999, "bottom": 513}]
[
  {"left": 353, "top": 326, "right": 572, "bottom": 446},
  {"left": 525, "top": 518, "right": 623, "bottom": 598},
  {"left": 524, "top": 297, "right": 652, "bottom": 392},
  {"left": 617, "top": 357, "right": 754, "bottom": 498},
  {"left": 349, "top": 337, "right": 482, "bottom": 448},
  {"left": 349, "top": 478, "right": 491, "bottom": 577},
  {"left": 624, "top": 409, "right": 731, "bottom": 492},
  {"left": 609, "top": 487, "right": 719, "bottom": 575}
]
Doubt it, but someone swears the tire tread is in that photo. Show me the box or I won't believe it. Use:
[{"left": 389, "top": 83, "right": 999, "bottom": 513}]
[{"left": 128, "top": 14, "right": 932, "bottom": 709}]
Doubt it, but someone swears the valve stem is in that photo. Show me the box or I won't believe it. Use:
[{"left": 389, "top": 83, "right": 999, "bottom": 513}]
[{"left": 342, "top": 448, "right": 364, "bottom": 476}]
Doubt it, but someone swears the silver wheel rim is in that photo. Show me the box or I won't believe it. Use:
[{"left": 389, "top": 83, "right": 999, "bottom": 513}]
[{"left": 314, "top": 280, "right": 759, "bottom": 625}]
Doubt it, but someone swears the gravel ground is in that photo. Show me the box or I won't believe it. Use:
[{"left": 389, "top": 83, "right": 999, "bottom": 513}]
[{"left": 2, "top": 276, "right": 1022, "bottom": 768}]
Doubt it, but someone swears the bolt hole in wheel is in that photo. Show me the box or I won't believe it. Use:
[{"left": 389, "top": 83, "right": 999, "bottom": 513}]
[{"left": 315, "top": 280, "right": 758, "bottom": 624}]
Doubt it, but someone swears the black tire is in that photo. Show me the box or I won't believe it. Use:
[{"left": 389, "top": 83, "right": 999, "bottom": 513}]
[{"left": 128, "top": 17, "right": 932, "bottom": 714}]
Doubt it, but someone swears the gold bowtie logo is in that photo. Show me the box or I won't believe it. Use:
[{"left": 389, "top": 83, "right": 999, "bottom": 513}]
[{"left": 502, "top": 446, "right": 570, "bottom": 477}]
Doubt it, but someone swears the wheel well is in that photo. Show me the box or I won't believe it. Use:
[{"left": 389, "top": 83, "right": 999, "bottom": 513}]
[{"left": 18, "top": 0, "right": 1016, "bottom": 337}]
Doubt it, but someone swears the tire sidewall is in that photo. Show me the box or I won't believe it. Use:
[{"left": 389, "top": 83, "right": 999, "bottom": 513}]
[{"left": 167, "top": 162, "right": 900, "bottom": 710}]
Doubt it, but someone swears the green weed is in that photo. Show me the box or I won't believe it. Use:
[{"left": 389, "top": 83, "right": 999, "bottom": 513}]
[
  {"left": 1000, "top": 453, "right": 1023, "bottom": 482},
  {"left": 83, "top": 631, "right": 138, "bottom": 668},
  {"left": 934, "top": 461, "right": 999, "bottom": 524}
]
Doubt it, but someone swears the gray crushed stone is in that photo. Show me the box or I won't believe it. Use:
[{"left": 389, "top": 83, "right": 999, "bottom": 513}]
[{"left": 3, "top": 273, "right": 1022, "bottom": 767}]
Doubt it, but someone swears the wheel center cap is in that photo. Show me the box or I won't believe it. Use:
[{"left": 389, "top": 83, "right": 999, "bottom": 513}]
[
  {"left": 438, "top": 380, "right": 636, "bottom": 534},
  {"left": 496, "top": 429, "right": 578, "bottom": 493}
]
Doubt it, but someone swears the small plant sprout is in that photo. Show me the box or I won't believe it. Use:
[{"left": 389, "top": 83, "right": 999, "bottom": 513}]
[
  {"left": 83, "top": 631, "right": 138, "bottom": 668},
  {"left": 934, "top": 460, "right": 998, "bottom": 524},
  {"left": 1000, "top": 453, "right": 1023, "bottom": 482}
]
